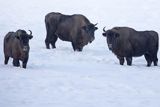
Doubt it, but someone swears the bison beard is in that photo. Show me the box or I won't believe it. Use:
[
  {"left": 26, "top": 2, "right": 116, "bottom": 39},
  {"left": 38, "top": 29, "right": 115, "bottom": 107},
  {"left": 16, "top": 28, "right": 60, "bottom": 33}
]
[
  {"left": 103, "top": 27, "right": 159, "bottom": 67},
  {"left": 45, "top": 12, "right": 98, "bottom": 51}
]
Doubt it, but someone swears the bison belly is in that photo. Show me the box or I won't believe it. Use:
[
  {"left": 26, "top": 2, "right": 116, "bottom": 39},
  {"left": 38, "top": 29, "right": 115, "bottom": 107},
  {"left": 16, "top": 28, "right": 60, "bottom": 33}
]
[
  {"left": 56, "top": 24, "right": 77, "bottom": 42},
  {"left": 130, "top": 36, "right": 149, "bottom": 57}
]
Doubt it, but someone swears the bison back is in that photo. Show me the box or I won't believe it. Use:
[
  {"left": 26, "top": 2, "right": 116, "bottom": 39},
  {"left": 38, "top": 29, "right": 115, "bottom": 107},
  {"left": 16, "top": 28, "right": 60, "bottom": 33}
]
[{"left": 4, "top": 32, "right": 15, "bottom": 57}]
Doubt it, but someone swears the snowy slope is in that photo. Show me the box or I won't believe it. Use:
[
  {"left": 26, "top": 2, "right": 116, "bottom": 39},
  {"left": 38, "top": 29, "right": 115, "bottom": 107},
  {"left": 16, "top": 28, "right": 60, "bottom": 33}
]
[{"left": 0, "top": 0, "right": 160, "bottom": 107}]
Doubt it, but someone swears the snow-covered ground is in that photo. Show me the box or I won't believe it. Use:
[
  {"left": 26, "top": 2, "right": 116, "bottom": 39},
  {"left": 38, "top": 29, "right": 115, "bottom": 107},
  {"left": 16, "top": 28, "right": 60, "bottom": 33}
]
[{"left": 0, "top": 0, "right": 160, "bottom": 107}]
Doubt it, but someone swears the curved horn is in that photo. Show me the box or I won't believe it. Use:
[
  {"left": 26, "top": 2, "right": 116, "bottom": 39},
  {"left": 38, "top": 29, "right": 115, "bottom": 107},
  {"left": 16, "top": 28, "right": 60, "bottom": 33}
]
[
  {"left": 94, "top": 23, "right": 98, "bottom": 26},
  {"left": 28, "top": 30, "right": 32, "bottom": 35},
  {"left": 103, "top": 27, "right": 106, "bottom": 32}
]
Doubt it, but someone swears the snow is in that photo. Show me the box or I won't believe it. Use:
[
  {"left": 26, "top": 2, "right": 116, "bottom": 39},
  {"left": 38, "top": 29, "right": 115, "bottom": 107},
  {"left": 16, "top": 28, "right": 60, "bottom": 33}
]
[{"left": 0, "top": 0, "right": 160, "bottom": 107}]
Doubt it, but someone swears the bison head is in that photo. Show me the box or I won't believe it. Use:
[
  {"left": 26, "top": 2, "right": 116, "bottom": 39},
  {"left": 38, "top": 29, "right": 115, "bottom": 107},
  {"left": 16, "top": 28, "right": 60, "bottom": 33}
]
[
  {"left": 15, "top": 30, "right": 33, "bottom": 52},
  {"left": 81, "top": 23, "right": 98, "bottom": 43},
  {"left": 75, "top": 23, "right": 98, "bottom": 51},
  {"left": 102, "top": 27, "right": 119, "bottom": 50}
]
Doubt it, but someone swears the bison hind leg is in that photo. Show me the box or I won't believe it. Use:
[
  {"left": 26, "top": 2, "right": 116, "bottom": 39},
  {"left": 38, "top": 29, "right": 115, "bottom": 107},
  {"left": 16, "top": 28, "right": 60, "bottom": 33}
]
[
  {"left": 45, "top": 34, "right": 58, "bottom": 49},
  {"left": 4, "top": 56, "right": 9, "bottom": 65},
  {"left": 45, "top": 39, "right": 50, "bottom": 49},
  {"left": 144, "top": 54, "right": 152, "bottom": 67},
  {"left": 72, "top": 42, "right": 76, "bottom": 51},
  {"left": 126, "top": 57, "right": 132, "bottom": 66},
  {"left": 13, "top": 59, "right": 20, "bottom": 67},
  {"left": 153, "top": 54, "right": 158, "bottom": 66},
  {"left": 117, "top": 56, "right": 125, "bottom": 65},
  {"left": 153, "top": 60, "right": 158, "bottom": 66},
  {"left": 50, "top": 35, "right": 58, "bottom": 49}
]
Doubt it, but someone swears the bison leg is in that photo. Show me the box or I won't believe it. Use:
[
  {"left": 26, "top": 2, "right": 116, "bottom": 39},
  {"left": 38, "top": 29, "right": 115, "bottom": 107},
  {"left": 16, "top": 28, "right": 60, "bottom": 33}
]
[
  {"left": 153, "top": 54, "right": 158, "bottom": 66},
  {"left": 78, "top": 48, "right": 83, "bottom": 52},
  {"left": 72, "top": 42, "right": 76, "bottom": 51},
  {"left": 45, "top": 23, "right": 52, "bottom": 49},
  {"left": 22, "top": 63, "right": 27, "bottom": 68},
  {"left": 126, "top": 57, "right": 132, "bottom": 66},
  {"left": 72, "top": 42, "right": 83, "bottom": 52},
  {"left": 45, "top": 39, "right": 50, "bottom": 49},
  {"left": 117, "top": 56, "right": 124, "bottom": 65},
  {"left": 50, "top": 35, "right": 58, "bottom": 49},
  {"left": 4, "top": 56, "right": 9, "bottom": 65},
  {"left": 13, "top": 59, "right": 20, "bottom": 67},
  {"left": 45, "top": 33, "right": 58, "bottom": 49},
  {"left": 22, "top": 57, "right": 28, "bottom": 68},
  {"left": 144, "top": 54, "right": 152, "bottom": 67}
]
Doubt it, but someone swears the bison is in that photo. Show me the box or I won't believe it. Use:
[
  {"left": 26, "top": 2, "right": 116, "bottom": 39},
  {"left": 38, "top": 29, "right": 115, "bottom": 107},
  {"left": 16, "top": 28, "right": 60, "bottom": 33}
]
[
  {"left": 4, "top": 29, "right": 33, "bottom": 68},
  {"left": 45, "top": 12, "right": 98, "bottom": 51},
  {"left": 102, "top": 27, "right": 159, "bottom": 66}
]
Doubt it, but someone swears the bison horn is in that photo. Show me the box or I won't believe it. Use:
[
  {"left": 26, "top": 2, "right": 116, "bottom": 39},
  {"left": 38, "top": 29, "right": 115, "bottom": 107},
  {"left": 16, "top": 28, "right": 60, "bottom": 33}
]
[
  {"left": 94, "top": 23, "right": 98, "bottom": 26},
  {"left": 103, "top": 27, "right": 106, "bottom": 32},
  {"left": 28, "top": 30, "right": 32, "bottom": 35}
]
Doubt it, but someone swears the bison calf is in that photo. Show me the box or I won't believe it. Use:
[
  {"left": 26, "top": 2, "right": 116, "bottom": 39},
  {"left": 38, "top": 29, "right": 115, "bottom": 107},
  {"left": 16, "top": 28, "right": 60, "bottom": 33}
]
[
  {"left": 102, "top": 27, "right": 159, "bottom": 67},
  {"left": 4, "top": 29, "right": 33, "bottom": 68},
  {"left": 45, "top": 12, "right": 98, "bottom": 51}
]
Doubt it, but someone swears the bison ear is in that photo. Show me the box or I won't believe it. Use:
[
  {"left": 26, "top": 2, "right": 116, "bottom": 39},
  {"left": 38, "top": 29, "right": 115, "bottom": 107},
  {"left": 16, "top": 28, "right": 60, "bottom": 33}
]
[
  {"left": 106, "top": 30, "right": 112, "bottom": 36},
  {"left": 102, "top": 33, "right": 107, "bottom": 37},
  {"left": 29, "top": 35, "right": 33, "bottom": 39},
  {"left": 94, "top": 27, "right": 98, "bottom": 31}
]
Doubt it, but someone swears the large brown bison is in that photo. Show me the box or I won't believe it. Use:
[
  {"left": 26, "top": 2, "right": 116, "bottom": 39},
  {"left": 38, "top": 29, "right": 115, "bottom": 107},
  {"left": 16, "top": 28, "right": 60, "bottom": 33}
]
[
  {"left": 102, "top": 27, "right": 159, "bottom": 66},
  {"left": 4, "top": 29, "right": 33, "bottom": 68},
  {"left": 45, "top": 12, "right": 98, "bottom": 51}
]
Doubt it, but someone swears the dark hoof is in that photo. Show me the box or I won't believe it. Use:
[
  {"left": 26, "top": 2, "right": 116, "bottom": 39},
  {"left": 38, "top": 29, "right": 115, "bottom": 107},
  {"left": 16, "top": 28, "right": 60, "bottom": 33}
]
[
  {"left": 75, "top": 48, "right": 82, "bottom": 52},
  {"left": 46, "top": 47, "right": 50, "bottom": 49},
  {"left": 147, "top": 64, "right": 151, "bottom": 67},
  {"left": 52, "top": 46, "right": 56, "bottom": 49},
  {"left": 4, "top": 62, "right": 7, "bottom": 65},
  {"left": 127, "top": 63, "right": 132, "bottom": 66},
  {"left": 120, "top": 62, "right": 124, "bottom": 65}
]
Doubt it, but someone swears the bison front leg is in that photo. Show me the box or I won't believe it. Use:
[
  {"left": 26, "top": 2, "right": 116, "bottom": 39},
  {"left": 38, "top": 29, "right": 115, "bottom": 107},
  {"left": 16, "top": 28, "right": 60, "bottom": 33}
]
[
  {"left": 22, "top": 57, "right": 28, "bottom": 69},
  {"left": 4, "top": 56, "right": 9, "bottom": 65},
  {"left": 117, "top": 56, "right": 124, "bottom": 65},
  {"left": 45, "top": 39, "right": 50, "bottom": 49},
  {"left": 71, "top": 42, "right": 76, "bottom": 51},
  {"left": 13, "top": 59, "right": 20, "bottom": 67},
  {"left": 50, "top": 34, "right": 58, "bottom": 49},
  {"left": 71, "top": 42, "right": 83, "bottom": 52},
  {"left": 126, "top": 57, "right": 132, "bottom": 66}
]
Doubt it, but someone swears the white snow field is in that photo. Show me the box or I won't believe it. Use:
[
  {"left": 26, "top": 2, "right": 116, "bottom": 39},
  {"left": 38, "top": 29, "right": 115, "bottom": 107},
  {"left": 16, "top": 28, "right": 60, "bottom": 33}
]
[{"left": 0, "top": 0, "right": 160, "bottom": 107}]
